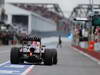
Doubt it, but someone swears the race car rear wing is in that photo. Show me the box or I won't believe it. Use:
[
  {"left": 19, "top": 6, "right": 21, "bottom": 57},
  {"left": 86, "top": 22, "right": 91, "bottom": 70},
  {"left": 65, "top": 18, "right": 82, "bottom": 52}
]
[{"left": 22, "top": 36, "right": 41, "bottom": 42}]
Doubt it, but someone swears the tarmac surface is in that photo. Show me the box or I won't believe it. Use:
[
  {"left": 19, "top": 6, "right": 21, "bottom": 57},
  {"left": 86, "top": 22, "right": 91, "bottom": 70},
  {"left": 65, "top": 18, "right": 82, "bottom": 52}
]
[{"left": 0, "top": 37, "right": 100, "bottom": 75}]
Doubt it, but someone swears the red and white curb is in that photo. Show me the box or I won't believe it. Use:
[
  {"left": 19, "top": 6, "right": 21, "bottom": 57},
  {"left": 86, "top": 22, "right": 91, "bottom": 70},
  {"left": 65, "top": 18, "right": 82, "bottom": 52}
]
[{"left": 21, "top": 65, "right": 34, "bottom": 75}]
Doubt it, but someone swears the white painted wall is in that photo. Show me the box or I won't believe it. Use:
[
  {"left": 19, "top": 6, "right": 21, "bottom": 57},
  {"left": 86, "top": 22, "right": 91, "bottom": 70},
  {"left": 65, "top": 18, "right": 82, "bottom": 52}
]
[
  {"left": 31, "top": 14, "right": 57, "bottom": 32},
  {"left": 5, "top": 3, "right": 31, "bottom": 15},
  {"left": 5, "top": 3, "right": 30, "bottom": 24}
]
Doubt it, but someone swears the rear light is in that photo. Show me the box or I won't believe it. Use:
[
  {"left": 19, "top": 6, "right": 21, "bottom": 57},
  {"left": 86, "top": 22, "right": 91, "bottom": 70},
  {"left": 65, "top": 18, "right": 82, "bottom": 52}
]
[
  {"left": 20, "top": 48, "right": 23, "bottom": 52},
  {"left": 29, "top": 52, "right": 32, "bottom": 56}
]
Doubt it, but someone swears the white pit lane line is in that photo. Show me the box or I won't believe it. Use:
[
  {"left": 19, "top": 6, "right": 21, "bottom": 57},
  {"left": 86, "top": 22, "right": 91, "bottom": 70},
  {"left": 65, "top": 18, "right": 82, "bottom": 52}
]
[
  {"left": 0, "top": 61, "right": 35, "bottom": 75},
  {"left": 0, "top": 61, "right": 10, "bottom": 66}
]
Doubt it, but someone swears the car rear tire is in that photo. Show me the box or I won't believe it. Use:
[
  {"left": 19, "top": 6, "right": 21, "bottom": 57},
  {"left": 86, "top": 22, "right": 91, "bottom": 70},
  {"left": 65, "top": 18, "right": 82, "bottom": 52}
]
[
  {"left": 52, "top": 49, "right": 57, "bottom": 64},
  {"left": 10, "top": 47, "right": 22, "bottom": 64},
  {"left": 44, "top": 49, "right": 53, "bottom": 65}
]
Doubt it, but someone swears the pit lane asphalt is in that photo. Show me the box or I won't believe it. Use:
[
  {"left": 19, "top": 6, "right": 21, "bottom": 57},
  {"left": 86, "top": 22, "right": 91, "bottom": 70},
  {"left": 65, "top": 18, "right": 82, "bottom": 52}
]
[
  {"left": 0, "top": 39, "right": 100, "bottom": 75},
  {"left": 0, "top": 45, "right": 11, "bottom": 63}
]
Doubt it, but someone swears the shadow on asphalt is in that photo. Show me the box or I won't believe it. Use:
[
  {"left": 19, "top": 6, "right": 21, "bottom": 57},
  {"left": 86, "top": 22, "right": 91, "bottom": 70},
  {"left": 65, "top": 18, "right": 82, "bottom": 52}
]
[{"left": 12, "top": 62, "right": 56, "bottom": 66}]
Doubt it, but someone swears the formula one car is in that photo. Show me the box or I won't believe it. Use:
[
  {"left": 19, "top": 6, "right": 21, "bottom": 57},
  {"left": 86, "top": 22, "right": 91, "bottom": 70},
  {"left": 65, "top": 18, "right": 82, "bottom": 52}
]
[{"left": 10, "top": 36, "right": 57, "bottom": 65}]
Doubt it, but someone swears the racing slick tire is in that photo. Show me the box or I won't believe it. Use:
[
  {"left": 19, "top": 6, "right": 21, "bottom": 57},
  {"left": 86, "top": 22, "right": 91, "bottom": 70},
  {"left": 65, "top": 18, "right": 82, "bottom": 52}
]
[
  {"left": 52, "top": 49, "right": 57, "bottom": 64},
  {"left": 10, "top": 47, "right": 23, "bottom": 64},
  {"left": 44, "top": 49, "right": 53, "bottom": 65}
]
